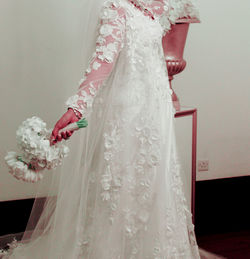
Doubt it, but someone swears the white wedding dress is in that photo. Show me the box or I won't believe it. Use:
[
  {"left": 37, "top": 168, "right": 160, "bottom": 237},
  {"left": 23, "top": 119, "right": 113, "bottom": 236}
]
[{"left": 0, "top": 0, "right": 226, "bottom": 258}]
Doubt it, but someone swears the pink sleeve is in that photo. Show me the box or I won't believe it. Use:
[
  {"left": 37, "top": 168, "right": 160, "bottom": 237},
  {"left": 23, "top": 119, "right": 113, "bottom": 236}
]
[{"left": 65, "top": 2, "right": 126, "bottom": 119}]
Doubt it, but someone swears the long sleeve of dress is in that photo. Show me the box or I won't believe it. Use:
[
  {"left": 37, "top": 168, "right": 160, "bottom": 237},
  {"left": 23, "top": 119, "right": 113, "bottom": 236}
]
[{"left": 65, "top": 1, "right": 126, "bottom": 119}]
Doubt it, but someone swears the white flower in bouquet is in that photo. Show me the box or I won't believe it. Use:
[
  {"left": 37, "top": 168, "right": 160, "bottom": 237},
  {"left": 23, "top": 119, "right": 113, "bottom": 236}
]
[
  {"left": 5, "top": 116, "right": 69, "bottom": 183},
  {"left": 5, "top": 116, "right": 88, "bottom": 183}
]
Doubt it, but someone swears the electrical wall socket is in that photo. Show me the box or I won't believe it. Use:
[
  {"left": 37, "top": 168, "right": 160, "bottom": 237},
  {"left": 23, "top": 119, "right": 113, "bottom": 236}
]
[{"left": 198, "top": 160, "right": 209, "bottom": 172}]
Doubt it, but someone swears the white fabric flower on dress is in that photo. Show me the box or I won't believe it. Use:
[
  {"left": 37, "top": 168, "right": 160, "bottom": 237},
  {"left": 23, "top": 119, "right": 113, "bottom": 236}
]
[
  {"left": 92, "top": 61, "right": 101, "bottom": 70},
  {"left": 96, "top": 35, "right": 106, "bottom": 45},
  {"left": 99, "top": 24, "right": 114, "bottom": 36},
  {"left": 100, "top": 5, "right": 119, "bottom": 20},
  {"left": 65, "top": 0, "right": 125, "bottom": 118},
  {"left": 101, "top": 191, "right": 111, "bottom": 201}
]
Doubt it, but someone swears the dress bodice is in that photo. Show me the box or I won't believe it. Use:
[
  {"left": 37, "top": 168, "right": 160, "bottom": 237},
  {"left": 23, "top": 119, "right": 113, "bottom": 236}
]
[
  {"left": 65, "top": 0, "right": 170, "bottom": 119},
  {"left": 65, "top": 0, "right": 199, "bottom": 119}
]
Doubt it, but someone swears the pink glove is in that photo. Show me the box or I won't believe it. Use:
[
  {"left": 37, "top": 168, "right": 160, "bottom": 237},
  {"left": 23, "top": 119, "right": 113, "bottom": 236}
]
[{"left": 50, "top": 108, "right": 82, "bottom": 146}]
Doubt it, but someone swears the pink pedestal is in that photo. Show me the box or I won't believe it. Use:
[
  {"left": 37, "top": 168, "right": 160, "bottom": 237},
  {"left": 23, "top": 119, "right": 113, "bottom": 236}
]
[{"left": 175, "top": 106, "right": 197, "bottom": 225}]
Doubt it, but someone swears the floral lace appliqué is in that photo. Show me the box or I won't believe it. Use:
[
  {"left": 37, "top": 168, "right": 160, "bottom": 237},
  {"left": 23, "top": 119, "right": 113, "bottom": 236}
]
[
  {"left": 122, "top": 116, "right": 162, "bottom": 257},
  {"left": 66, "top": 0, "right": 126, "bottom": 119},
  {"left": 101, "top": 117, "right": 125, "bottom": 225}
]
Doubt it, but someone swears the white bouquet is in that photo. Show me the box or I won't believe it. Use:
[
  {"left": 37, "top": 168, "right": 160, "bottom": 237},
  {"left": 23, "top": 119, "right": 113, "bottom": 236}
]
[{"left": 5, "top": 116, "right": 88, "bottom": 183}]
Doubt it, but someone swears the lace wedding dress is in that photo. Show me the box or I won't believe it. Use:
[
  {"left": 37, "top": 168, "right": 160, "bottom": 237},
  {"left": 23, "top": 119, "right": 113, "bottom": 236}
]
[{"left": 0, "top": 0, "right": 226, "bottom": 258}]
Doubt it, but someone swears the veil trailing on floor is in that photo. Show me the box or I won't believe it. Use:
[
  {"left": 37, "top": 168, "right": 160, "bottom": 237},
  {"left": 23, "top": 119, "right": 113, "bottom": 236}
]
[
  {"left": 0, "top": 0, "right": 226, "bottom": 258},
  {"left": 0, "top": 0, "right": 107, "bottom": 253}
]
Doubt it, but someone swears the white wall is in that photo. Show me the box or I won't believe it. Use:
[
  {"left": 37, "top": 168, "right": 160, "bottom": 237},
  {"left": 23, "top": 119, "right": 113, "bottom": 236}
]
[
  {"left": 174, "top": 0, "right": 250, "bottom": 181},
  {"left": 0, "top": 0, "right": 85, "bottom": 201},
  {"left": 0, "top": 0, "right": 249, "bottom": 201}
]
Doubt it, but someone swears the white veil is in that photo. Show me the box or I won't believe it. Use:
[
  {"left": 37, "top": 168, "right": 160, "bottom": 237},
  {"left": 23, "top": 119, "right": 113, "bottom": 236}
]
[
  {"left": 0, "top": 0, "right": 226, "bottom": 258},
  {"left": 0, "top": 0, "right": 108, "bottom": 255}
]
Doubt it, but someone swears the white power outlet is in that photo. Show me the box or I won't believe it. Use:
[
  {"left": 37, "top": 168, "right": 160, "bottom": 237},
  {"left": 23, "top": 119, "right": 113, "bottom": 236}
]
[{"left": 198, "top": 160, "right": 209, "bottom": 172}]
